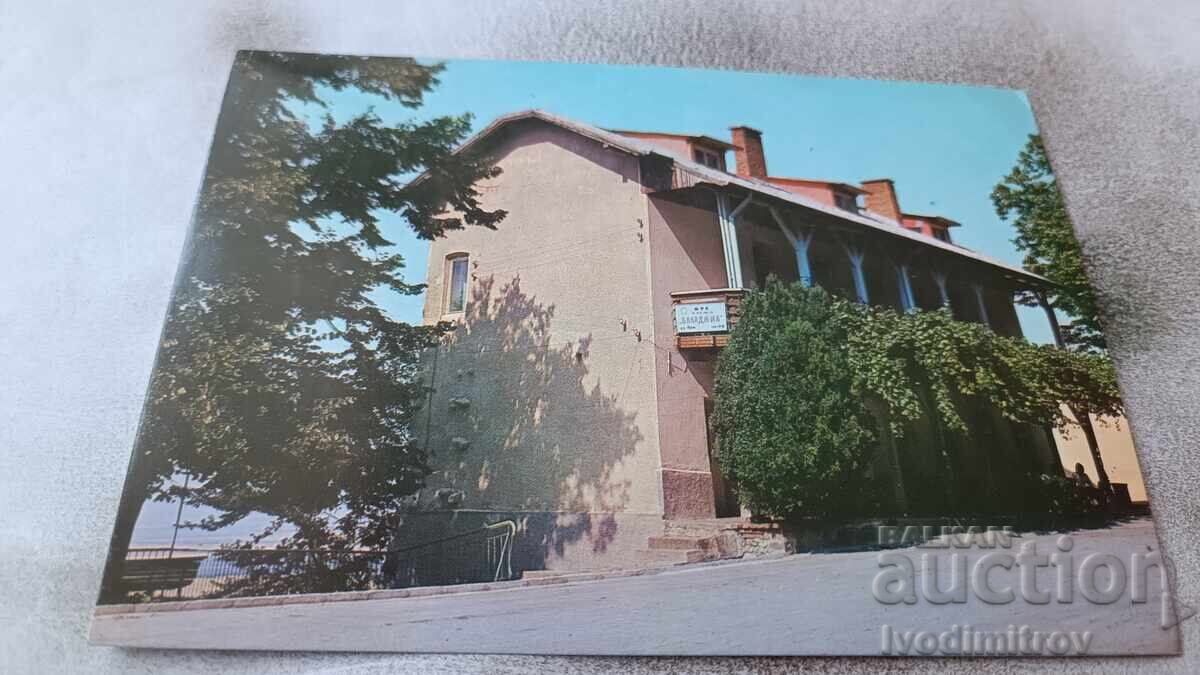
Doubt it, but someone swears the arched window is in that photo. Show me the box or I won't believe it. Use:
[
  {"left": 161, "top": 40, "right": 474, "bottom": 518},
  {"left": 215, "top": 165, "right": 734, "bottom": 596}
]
[{"left": 445, "top": 253, "right": 469, "bottom": 314}]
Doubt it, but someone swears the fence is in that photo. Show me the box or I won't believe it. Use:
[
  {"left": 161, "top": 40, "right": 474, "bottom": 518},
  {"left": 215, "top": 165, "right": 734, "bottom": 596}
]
[{"left": 118, "top": 520, "right": 516, "bottom": 603}]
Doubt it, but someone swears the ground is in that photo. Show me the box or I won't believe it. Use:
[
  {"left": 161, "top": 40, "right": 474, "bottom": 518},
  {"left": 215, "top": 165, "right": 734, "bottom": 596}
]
[{"left": 91, "top": 517, "right": 1181, "bottom": 655}]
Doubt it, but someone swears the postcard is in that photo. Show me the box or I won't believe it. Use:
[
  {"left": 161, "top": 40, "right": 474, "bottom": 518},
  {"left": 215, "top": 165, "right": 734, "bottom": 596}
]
[{"left": 90, "top": 52, "right": 1179, "bottom": 656}]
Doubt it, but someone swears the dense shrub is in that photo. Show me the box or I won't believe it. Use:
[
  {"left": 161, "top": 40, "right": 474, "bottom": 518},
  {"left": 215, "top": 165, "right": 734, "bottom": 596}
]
[
  {"left": 711, "top": 280, "right": 1122, "bottom": 519},
  {"left": 710, "top": 283, "right": 877, "bottom": 519}
]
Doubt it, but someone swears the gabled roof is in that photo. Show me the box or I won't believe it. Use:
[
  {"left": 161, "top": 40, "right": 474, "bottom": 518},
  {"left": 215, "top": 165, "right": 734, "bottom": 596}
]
[{"left": 433, "top": 109, "right": 1049, "bottom": 287}]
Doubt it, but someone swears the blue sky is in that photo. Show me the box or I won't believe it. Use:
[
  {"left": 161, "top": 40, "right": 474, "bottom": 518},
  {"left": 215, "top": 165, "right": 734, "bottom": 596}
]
[{"left": 322, "top": 58, "right": 1054, "bottom": 344}]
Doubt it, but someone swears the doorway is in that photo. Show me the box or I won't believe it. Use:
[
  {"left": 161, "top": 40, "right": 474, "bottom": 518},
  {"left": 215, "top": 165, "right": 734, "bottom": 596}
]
[{"left": 704, "top": 398, "right": 741, "bottom": 518}]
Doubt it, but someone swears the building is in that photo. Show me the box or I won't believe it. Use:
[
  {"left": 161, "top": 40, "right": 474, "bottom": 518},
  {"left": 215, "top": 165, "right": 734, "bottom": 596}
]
[
  {"left": 410, "top": 110, "right": 1130, "bottom": 572},
  {"left": 1053, "top": 408, "right": 1147, "bottom": 505}
]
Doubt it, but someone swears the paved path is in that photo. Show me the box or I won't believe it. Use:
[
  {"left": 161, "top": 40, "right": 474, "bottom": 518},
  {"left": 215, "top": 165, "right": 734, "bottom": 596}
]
[{"left": 91, "top": 518, "right": 1181, "bottom": 655}]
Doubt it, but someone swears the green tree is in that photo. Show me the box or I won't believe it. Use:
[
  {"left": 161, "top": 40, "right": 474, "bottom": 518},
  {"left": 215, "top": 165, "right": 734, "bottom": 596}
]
[
  {"left": 992, "top": 135, "right": 1116, "bottom": 498},
  {"left": 991, "top": 135, "right": 1104, "bottom": 352},
  {"left": 840, "top": 301, "right": 1124, "bottom": 438},
  {"left": 711, "top": 283, "right": 877, "bottom": 519},
  {"left": 100, "top": 51, "right": 505, "bottom": 601},
  {"left": 712, "top": 281, "right": 1124, "bottom": 518}
]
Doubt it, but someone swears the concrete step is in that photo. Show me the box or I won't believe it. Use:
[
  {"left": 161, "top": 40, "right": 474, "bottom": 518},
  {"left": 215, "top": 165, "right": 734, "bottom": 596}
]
[
  {"left": 521, "top": 570, "right": 567, "bottom": 580},
  {"left": 634, "top": 548, "right": 708, "bottom": 565},
  {"left": 647, "top": 535, "right": 713, "bottom": 552},
  {"left": 663, "top": 517, "right": 746, "bottom": 537}
]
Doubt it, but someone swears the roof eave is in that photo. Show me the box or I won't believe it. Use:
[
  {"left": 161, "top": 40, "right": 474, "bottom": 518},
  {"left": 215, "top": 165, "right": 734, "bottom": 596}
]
[
  {"left": 405, "top": 109, "right": 1050, "bottom": 288},
  {"left": 669, "top": 163, "right": 1050, "bottom": 287}
]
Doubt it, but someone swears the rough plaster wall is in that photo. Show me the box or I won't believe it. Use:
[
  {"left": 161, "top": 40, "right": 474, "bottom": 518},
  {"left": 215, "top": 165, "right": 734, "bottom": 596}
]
[
  {"left": 646, "top": 198, "right": 723, "bottom": 471},
  {"left": 1, "top": 1, "right": 1197, "bottom": 673},
  {"left": 418, "top": 123, "right": 663, "bottom": 518}
]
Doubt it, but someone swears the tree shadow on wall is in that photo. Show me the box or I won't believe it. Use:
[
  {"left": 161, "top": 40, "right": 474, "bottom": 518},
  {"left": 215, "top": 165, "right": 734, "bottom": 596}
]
[{"left": 411, "top": 275, "right": 646, "bottom": 572}]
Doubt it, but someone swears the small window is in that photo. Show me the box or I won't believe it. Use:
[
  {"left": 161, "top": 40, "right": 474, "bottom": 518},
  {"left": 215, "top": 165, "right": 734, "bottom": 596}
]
[
  {"left": 752, "top": 243, "right": 772, "bottom": 289},
  {"left": 446, "top": 254, "right": 469, "bottom": 314},
  {"left": 692, "top": 147, "right": 723, "bottom": 170},
  {"left": 834, "top": 192, "right": 858, "bottom": 212},
  {"left": 931, "top": 228, "right": 952, "bottom": 243}
]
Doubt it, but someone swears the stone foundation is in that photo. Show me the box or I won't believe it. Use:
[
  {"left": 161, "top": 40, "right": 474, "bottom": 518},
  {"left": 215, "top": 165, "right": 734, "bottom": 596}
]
[{"left": 659, "top": 468, "right": 717, "bottom": 519}]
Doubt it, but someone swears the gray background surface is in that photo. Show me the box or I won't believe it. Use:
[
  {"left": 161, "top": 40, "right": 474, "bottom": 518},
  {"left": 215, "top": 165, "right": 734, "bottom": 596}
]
[{"left": 1, "top": 1, "right": 1197, "bottom": 672}]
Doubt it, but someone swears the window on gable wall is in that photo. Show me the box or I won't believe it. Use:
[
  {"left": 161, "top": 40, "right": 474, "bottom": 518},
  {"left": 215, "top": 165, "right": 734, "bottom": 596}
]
[
  {"left": 446, "top": 254, "right": 469, "bottom": 314},
  {"left": 834, "top": 192, "right": 858, "bottom": 212},
  {"left": 932, "top": 228, "right": 952, "bottom": 243},
  {"left": 692, "top": 147, "right": 723, "bottom": 170}
]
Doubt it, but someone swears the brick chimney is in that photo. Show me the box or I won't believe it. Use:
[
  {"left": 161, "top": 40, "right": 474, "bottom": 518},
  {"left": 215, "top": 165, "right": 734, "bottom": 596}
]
[
  {"left": 730, "top": 126, "right": 767, "bottom": 179},
  {"left": 860, "top": 179, "right": 902, "bottom": 222}
]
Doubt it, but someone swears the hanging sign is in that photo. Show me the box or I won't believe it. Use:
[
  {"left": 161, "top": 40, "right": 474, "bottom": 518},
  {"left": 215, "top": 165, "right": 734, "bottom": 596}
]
[{"left": 674, "top": 302, "right": 728, "bottom": 334}]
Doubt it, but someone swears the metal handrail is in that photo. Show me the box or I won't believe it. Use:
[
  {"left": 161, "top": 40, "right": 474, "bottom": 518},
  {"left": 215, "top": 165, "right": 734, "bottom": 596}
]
[
  {"left": 117, "top": 520, "right": 519, "bottom": 603},
  {"left": 387, "top": 519, "right": 517, "bottom": 585},
  {"left": 484, "top": 520, "right": 515, "bottom": 582},
  {"left": 393, "top": 519, "right": 515, "bottom": 556}
]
